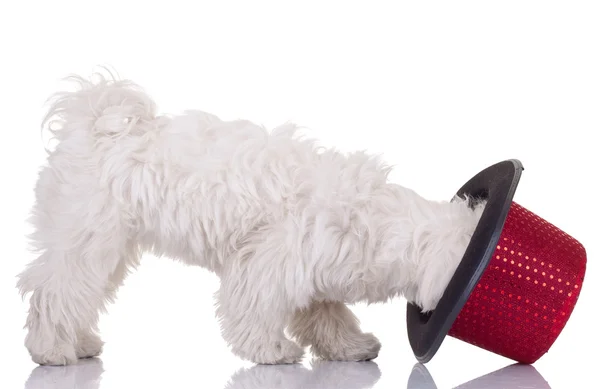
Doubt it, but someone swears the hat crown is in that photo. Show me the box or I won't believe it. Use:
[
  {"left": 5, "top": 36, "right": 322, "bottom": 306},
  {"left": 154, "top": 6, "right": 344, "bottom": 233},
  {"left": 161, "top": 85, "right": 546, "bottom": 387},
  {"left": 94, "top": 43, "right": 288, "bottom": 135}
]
[{"left": 448, "top": 202, "right": 587, "bottom": 363}]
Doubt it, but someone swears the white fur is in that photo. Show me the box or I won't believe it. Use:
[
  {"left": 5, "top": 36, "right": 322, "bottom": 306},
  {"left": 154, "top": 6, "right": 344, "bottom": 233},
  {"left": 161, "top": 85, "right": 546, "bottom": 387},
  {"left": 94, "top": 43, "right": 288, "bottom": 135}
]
[{"left": 17, "top": 70, "right": 486, "bottom": 366}]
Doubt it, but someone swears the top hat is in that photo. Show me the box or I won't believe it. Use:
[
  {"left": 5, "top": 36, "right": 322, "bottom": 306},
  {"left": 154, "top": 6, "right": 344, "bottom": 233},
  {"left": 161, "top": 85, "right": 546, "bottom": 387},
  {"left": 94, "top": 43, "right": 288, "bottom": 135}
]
[
  {"left": 406, "top": 159, "right": 587, "bottom": 364},
  {"left": 407, "top": 362, "right": 551, "bottom": 389}
]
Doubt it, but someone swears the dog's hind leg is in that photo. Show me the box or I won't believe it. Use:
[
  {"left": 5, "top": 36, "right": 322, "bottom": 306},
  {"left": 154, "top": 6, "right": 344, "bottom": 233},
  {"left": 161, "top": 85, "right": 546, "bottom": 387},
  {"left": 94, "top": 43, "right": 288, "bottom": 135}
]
[
  {"left": 288, "top": 301, "right": 381, "bottom": 361},
  {"left": 18, "top": 242, "right": 133, "bottom": 365},
  {"left": 17, "top": 167, "right": 136, "bottom": 365},
  {"left": 75, "top": 242, "right": 141, "bottom": 360}
]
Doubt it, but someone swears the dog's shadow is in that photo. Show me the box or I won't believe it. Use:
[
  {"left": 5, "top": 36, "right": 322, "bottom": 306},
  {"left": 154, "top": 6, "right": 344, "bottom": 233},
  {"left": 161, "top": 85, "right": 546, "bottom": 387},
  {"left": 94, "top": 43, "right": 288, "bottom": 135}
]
[
  {"left": 22, "top": 357, "right": 380, "bottom": 389},
  {"left": 21, "top": 354, "right": 553, "bottom": 389},
  {"left": 24, "top": 358, "right": 105, "bottom": 389},
  {"left": 224, "top": 360, "right": 382, "bottom": 389}
]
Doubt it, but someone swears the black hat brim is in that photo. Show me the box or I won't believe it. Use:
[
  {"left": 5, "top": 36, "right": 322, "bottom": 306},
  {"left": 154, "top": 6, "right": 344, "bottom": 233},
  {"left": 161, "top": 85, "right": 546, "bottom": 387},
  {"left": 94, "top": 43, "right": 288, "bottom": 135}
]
[{"left": 406, "top": 159, "right": 524, "bottom": 363}]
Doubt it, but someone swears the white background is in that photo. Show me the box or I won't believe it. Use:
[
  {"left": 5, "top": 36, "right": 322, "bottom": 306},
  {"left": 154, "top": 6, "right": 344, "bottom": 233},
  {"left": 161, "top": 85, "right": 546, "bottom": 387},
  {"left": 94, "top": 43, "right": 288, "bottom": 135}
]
[{"left": 1, "top": 1, "right": 598, "bottom": 388}]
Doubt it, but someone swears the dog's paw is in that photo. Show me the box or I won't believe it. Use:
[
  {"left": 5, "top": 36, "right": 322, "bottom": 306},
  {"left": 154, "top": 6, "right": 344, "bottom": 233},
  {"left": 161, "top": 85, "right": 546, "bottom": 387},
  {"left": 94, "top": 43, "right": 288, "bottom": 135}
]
[
  {"left": 251, "top": 340, "right": 305, "bottom": 365},
  {"left": 31, "top": 344, "right": 78, "bottom": 366},
  {"left": 313, "top": 332, "right": 381, "bottom": 362},
  {"left": 76, "top": 333, "right": 104, "bottom": 359}
]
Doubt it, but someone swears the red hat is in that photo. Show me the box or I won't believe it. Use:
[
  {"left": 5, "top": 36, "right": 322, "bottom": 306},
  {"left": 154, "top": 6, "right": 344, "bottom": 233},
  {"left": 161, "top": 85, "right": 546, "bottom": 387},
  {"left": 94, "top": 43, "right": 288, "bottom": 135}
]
[{"left": 406, "top": 159, "right": 587, "bottom": 364}]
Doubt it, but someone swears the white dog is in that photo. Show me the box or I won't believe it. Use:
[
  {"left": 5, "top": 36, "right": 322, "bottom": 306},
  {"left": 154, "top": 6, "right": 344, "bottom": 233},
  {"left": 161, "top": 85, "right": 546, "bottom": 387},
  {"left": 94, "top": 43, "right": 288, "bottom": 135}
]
[{"left": 17, "top": 71, "right": 485, "bottom": 366}]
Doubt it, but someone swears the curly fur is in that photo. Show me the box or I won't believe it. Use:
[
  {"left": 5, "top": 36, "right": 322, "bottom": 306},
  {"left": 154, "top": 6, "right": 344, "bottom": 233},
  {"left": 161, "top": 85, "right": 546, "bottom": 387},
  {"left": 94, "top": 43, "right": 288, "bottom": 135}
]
[{"left": 17, "top": 70, "right": 486, "bottom": 365}]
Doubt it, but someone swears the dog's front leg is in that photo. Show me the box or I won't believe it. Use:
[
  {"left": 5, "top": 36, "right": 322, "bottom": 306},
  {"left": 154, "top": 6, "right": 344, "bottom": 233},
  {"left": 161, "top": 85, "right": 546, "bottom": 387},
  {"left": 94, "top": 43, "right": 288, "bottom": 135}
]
[
  {"left": 215, "top": 229, "right": 308, "bottom": 365},
  {"left": 288, "top": 301, "right": 381, "bottom": 361},
  {"left": 216, "top": 276, "right": 305, "bottom": 365}
]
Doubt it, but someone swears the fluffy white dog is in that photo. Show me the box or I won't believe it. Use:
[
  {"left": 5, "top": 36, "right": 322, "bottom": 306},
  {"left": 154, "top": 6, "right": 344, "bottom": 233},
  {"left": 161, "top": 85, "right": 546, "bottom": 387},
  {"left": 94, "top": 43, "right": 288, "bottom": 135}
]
[{"left": 17, "top": 71, "right": 485, "bottom": 366}]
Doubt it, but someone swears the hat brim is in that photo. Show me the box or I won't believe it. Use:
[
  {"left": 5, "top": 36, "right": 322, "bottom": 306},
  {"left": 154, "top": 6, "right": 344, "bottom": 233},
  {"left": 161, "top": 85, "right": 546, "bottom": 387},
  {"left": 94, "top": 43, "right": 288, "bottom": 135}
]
[{"left": 406, "top": 159, "right": 524, "bottom": 363}]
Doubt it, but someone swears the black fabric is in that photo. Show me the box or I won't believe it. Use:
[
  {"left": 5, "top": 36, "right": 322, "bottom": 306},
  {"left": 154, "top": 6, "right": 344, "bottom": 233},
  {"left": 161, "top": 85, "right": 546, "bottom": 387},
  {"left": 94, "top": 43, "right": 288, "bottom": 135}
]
[{"left": 406, "top": 159, "right": 524, "bottom": 363}]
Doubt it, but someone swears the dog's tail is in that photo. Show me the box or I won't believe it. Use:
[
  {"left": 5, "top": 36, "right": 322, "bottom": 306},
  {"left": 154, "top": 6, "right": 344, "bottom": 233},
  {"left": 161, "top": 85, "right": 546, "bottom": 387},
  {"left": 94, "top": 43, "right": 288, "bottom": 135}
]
[{"left": 42, "top": 67, "right": 159, "bottom": 150}]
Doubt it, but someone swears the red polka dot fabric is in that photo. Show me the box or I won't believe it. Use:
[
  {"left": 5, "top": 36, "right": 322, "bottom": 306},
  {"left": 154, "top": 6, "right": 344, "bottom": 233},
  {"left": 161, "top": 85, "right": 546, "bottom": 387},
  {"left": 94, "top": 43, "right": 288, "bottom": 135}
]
[{"left": 448, "top": 202, "right": 587, "bottom": 363}]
